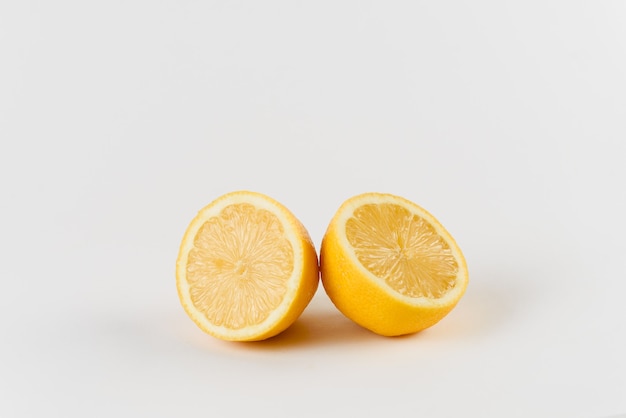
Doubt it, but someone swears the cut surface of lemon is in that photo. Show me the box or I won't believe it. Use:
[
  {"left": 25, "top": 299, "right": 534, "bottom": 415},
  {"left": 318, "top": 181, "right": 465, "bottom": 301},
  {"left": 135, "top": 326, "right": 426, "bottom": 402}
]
[
  {"left": 176, "top": 191, "right": 319, "bottom": 341},
  {"left": 320, "top": 192, "right": 468, "bottom": 336}
]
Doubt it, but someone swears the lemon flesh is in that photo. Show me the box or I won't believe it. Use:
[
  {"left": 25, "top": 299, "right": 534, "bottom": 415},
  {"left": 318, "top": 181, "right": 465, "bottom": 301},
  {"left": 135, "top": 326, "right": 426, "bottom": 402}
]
[{"left": 346, "top": 203, "right": 458, "bottom": 299}]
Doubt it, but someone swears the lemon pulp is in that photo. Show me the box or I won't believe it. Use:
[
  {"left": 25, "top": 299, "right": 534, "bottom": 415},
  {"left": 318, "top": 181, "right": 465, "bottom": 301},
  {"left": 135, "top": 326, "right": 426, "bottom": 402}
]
[
  {"left": 345, "top": 203, "right": 458, "bottom": 299},
  {"left": 185, "top": 203, "right": 294, "bottom": 329}
]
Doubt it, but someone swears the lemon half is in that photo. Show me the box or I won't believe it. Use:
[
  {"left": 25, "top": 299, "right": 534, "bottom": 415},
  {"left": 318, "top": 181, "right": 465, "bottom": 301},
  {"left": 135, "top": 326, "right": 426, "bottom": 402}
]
[
  {"left": 176, "top": 191, "right": 319, "bottom": 341},
  {"left": 320, "top": 192, "right": 468, "bottom": 336}
]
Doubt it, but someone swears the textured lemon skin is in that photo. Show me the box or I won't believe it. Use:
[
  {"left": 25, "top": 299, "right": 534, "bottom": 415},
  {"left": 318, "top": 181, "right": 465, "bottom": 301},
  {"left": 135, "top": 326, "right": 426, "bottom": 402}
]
[
  {"left": 320, "top": 193, "right": 468, "bottom": 337},
  {"left": 176, "top": 191, "right": 319, "bottom": 342}
]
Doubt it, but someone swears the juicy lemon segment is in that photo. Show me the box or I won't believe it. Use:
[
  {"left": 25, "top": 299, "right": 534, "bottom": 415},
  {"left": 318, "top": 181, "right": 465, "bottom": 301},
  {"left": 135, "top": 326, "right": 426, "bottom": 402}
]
[
  {"left": 177, "top": 191, "right": 319, "bottom": 342},
  {"left": 346, "top": 203, "right": 458, "bottom": 299},
  {"left": 321, "top": 193, "right": 468, "bottom": 337}
]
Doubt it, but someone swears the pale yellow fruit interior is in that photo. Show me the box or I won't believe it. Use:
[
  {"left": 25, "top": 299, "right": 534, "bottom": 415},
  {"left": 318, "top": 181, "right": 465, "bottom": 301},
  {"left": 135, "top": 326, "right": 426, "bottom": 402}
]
[
  {"left": 186, "top": 203, "right": 294, "bottom": 329},
  {"left": 346, "top": 203, "right": 458, "bottom": 299}
]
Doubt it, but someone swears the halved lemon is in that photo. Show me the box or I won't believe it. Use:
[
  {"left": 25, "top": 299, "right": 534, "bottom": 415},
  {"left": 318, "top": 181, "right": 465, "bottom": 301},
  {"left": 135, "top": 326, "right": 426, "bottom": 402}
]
[
  {"left": 176, "top": 191, "right": 319, "bottom": 341},
  {"left": 320, "top": 192, "right": 468, "bottom": 336}
]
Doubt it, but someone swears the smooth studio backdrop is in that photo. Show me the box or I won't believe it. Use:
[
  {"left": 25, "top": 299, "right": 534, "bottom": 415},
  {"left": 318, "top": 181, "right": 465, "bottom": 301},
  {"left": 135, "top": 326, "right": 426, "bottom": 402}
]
[{"left": 1, "top": 1, "right": 625, "bottom": 417}]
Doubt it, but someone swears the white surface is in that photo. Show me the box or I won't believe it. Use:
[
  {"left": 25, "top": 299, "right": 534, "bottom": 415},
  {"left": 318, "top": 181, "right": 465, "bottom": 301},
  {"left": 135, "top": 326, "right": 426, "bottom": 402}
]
[{"left": 1, "top": 1, "right": 625, "bottom": 417}]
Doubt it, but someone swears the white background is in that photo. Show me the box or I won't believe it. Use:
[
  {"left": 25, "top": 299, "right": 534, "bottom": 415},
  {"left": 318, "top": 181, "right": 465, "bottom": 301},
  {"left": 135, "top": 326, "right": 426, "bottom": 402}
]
[{"left": 1, "top": 1, "right": 625, "bottom": 417}]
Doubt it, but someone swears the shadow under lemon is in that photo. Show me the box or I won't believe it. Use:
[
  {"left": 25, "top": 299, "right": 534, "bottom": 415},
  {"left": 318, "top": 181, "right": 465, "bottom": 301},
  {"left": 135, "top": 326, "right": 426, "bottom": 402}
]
[{"left": 250, "top": 306, "right": 377, "bottom": 349}]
